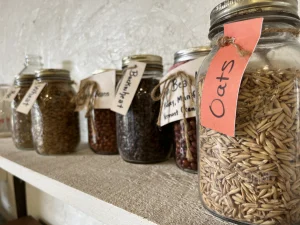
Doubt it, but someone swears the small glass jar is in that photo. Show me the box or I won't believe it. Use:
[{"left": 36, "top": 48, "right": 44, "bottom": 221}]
[
  {"left": 11, "top": 55, "right": 42, "bottom": 149},
  {"left": 116, "top": 55, "right": 172, "bottom": 163},
  {"left": 170, "top": 47, "right": 210, "bottom": 173},
  {"left": 88, "top": 70, "right": 122, "bottom": 154},
  {"left": 31, "top": 69, "right": 80, "bottom": 155},
  {"left": 197, "top": 1, "right": 300, "bottom": 225},
  {"left": 0, "top": 84, "right": 11, "bottom": 138}
]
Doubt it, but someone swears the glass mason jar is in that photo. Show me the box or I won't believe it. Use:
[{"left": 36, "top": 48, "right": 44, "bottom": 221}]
[
  {"left": 0, "top": 84, "right": 11, "bottom": 138},
  {"left": 11, "top": 55, "right": 42, "bottom": 149},
  {"left": 31, "top": 69, "right": 80, "bottom": 155},
  {"left": 116, "top": 55, "right": 172, "bottom": 163},
  {"left": 88, "top": 70, "right": 122, "bottom": 155},
  {"left": 197, "top": 1, "right": 300, "bottom": 225},
  {"left": 170, "top": 47, "right": 210, "bottom": 173}
]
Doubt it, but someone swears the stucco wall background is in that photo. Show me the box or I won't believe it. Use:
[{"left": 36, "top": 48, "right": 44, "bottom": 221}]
[{"left": 1, "top": 0, "right": 300, "bottom": 225}]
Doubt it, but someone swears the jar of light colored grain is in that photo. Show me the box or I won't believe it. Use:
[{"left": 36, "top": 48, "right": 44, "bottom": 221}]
[{"left": 197, "top": 1, "right": 300, "bottom": 225}]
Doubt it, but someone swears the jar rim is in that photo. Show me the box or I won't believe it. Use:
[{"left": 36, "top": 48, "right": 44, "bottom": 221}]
[
  {"left": 35, "top": 69, "right": 71, "bottom": 81},
  {"left": 209, "top": 0, "right": 300, "bottom": 39},
  {"left": 174, "top": 46, "right": 211, "bottom": 64}
]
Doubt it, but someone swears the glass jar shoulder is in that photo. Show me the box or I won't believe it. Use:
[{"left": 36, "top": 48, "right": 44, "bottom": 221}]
[{"left": 37, "top": 82, "right": 76, "bottom": 103}]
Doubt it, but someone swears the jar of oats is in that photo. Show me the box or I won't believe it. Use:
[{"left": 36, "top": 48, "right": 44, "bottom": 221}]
[
  {"left": 88, "top": 69, "right": 122, "bottom": 155},
  {"left": 11, "top": 55, "right": 42, "bottom": 150},
  {"left": 116, "top": 55, "right": 172, "bottom": 163},
  {"left": 31, "top": 69, "right": 80, "bottom": 155},
  {"left": 197, "top": 1, "right": 300, "bottom": 225},
  {"left": 171, "top": 47, "right": 210, "bottom": 173}
]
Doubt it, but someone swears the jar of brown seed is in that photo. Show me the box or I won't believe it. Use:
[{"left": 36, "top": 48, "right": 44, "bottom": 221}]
[
  {"left": 31, "top": 69, "right": 80, "bottom": 155},
  {"left": 88, "top": 69, "right": 122, "bottom": 155},
  {"left": 197, "top": 1, "right": 300, "bottom": 225},
  {"left": 170, "top": 47, "right": 210, "bottom": 173}
]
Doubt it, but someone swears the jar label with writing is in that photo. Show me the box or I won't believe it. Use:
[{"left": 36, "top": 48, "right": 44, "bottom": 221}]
[
  {"left": 159, "top": 57, "right": 205, "bottom": 126},
  {"left": 111, "top": 61, "right": 146, "bottom": 115},
  {"left": 200, "top": 18, "right": 263, "bottom": 136},
  {"left": 3, "top": 86, "right": 21, "bottom": 102},
  {"left": 80, "top": 70, "right": 116, "bottom": 109},
  {"left": 16, "top": 81, "right": 46, "bottom": 115}
]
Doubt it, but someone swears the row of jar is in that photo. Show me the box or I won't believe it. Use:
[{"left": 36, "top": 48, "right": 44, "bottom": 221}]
[
  {"left": 10, "top": 47, "right": 210, "bottom": 173},
  {"left": 9, "top": 0, "right": 300, "bottom": 223}
]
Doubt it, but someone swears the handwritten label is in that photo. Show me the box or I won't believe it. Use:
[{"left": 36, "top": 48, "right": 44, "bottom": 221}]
[
  {"left": 159, "top": 57, "right": 206, "bottom": 126},
  {"left": 16, "top": 80, "right": 46, "bottom": 115},
  {"left": 200, "top": 18, "right": 263, "bottom": 136},
  {"left": 3, "top": 86, "right": 21, "bottom": 102},
  {"left": 79, "top": 70, "right": 116, "bottom": 109},
  {"left": 111, "top": 61, "right": 146, "bottom": 115}
]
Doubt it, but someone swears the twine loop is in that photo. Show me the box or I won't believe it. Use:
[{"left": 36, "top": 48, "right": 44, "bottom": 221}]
[
  {"left": 151, "top": 71, "right": 194, "bottom": 162},
  {"left": 72, "top": 80, "right": 99, "bottom": 118},
  {"left": 217, "top": 28, "right": 300, "bottom": 57}
]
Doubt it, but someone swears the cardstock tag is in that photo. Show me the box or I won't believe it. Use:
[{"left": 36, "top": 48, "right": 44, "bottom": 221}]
[
  {"left": 159, "top": 57, "right": 206, "bottom": 126},
  {"left": 16, "top": 80, "right": 46, "bottom": 115},
  {"left": 111, "top": 61, "right": 146, "bottom": 115},
  {"left": 78, "top": 70, "right": 116, "bottom": 110},
  {"left": 3, "top": 86, "right": 21, "bottom": 102},
  {"left": 200, "top": 18, "right": 263, "bottom": 136}
]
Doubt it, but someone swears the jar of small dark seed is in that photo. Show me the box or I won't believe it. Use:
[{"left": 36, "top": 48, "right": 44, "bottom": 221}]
[
  {"left": 171, "top": 47, "right": 211, "bottom": 173},
  {"left": 88, "top": 69, "right": 122, "bottom": 155},
  {"left": 31, "top": 69, "right": 80, "bottom": 155},
  {"left": 116, "top": 55, "right": 172, "bottom": 163}
]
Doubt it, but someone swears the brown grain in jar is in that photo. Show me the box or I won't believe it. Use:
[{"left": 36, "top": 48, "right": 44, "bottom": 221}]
[{"left": 31, "top": 69, "right": 80, "bottom": 155}]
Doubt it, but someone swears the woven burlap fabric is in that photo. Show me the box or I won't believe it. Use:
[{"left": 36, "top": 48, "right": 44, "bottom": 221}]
[{"left": 0, "top": 139, "right": 232, "bottom": 225}]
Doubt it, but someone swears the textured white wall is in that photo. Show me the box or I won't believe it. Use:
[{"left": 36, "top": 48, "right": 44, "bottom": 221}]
[{"left": 0, "top": 0, "right": 226, "bottom": 84}]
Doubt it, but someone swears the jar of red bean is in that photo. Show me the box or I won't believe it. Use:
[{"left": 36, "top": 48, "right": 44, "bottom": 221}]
[
  {"left": 88, "top": 69, "right": 122, "bottom": 154},
  {"left": 171, "top": 47, "right": 211, "bottom": 173}
]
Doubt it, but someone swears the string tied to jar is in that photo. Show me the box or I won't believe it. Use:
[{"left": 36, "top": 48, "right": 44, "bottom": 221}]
[
  {"left": 151, "top": 71, "right": 194, "bottom": 162},
  {"left": 217, "top": 28, "right": 300, "bottom": 57},
  {"left": 72, "top": 80, "right": 98, "bottom": 118}
]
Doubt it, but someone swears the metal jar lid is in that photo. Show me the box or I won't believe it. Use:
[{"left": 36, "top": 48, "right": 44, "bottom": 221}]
[
  {"left": 209, "top": 0, "right": 300, "bottom": 39},
  {"left": 14, "top": 74, "right": 35, "bottom": 86},
  {"left": 122, "top": 54, "right": 163, "bottom": 72},
  {"left": 35, "top": 69, "right": 71, "bottom": 81},
  {"left": 174, "top": 46, "right": 211, "bottom": 64}
]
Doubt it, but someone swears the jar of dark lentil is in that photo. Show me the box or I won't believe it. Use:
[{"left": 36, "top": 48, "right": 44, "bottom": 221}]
[
  {"left": 11, "top": 55, "right": 42, "bottom": 150},
  {"left": 197, "top": 1, "right": 300, "bottom": 225},
  {"left": 88, "top": 69, "right": 122, "bottom": 155},
  {"left": 171, "top": 47, "right": 210, "bottom": 173},
  {"left": 31, "top": 69, "right": 80, "bottom": 155},
  {"left": 116, "top": 55, "right": 172, "bottom": 163}
]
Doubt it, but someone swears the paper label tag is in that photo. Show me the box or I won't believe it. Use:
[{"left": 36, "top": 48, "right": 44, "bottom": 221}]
[
  {"left": 16, "top": 80, "right": 46, "bottom": 115},
  {"left": 200, "top": 18, "right": 263, "bottom": 136},
  {"left": 3, "top": 86, "right": 21, "bottom": 102},
  {"left": 79, "top": 70, "right": 116, "bottom": 110},
  {"left": 159, "top": 57, "right": 206, "bottom": 126},
  {"left": 111, "top": 62, "right": 146, "bottom": 115}
]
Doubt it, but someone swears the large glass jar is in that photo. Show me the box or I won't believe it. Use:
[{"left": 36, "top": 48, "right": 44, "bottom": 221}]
[
  {"left": 11, "top": 55, "right": 42, "bottom": 149},
  {"left": 197, "top": 1, "right": 300, "bottom": 225},
  {"left": 116, "top": 55, "right": 172, "bottom": 163},
  {"left": 88, "top": 70, "right": 122, "bottom": 154},
  {"left": 0, "top": 84, "right": 11, "bottom": 138},
  {"left": 170, "top": 47, "right": 210, "bottom": 173},
  {"left": 31, "top": 69, "right": 80, "bottom": 155}
]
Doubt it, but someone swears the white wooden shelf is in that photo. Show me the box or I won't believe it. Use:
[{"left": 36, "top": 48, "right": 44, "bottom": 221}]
[{"left": 0, "top": 138, "right": 231, "bottom": 225}]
